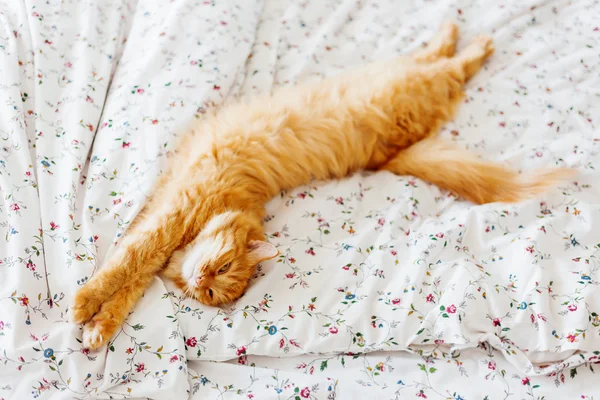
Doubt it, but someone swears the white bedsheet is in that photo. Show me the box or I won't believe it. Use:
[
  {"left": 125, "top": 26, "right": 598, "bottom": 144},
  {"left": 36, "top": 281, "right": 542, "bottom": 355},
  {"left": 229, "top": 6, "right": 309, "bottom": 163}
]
[{"left": 1, "top": 0, "right": 600, "bottom": 399}]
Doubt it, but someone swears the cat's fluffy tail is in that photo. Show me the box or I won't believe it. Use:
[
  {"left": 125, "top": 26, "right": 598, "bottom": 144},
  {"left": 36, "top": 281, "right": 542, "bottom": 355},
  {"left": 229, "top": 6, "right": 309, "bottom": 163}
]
[{"left": 380, "top": 138, "right": 574, "bottom": 204}]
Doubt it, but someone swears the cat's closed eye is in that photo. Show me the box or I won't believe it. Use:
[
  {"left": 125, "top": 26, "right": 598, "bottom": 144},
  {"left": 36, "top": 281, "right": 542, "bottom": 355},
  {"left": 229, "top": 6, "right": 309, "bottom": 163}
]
[{"left": 217, "top": 262, "right": 231, "bottom": 274}]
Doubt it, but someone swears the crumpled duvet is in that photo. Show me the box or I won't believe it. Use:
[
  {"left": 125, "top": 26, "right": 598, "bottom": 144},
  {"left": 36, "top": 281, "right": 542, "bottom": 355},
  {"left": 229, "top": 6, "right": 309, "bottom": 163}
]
[{"left": 1, "top": 0, "right": 600, "bottom": 399}]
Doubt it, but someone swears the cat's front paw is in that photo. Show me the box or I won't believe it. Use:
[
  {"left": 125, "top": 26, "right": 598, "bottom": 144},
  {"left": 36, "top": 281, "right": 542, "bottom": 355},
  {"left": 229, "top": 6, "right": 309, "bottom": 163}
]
[
  {"left": 71, "top": 284, "right": 105, "bottom": 324},
  {"left": 82, "top": 311, "right": 119, "bottom": 350}
]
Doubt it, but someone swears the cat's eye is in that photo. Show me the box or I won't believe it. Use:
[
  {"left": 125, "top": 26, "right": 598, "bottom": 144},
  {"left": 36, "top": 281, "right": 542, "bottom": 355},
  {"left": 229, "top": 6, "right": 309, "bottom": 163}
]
[{"left": 217, "top": 263, "right": 231, "bottom": 275}]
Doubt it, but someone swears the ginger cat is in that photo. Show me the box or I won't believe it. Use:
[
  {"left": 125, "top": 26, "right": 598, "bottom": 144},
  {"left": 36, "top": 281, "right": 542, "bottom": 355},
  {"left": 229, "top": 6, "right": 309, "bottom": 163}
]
[{"left": 71, "top": 23, "right": 572, "bottom": 350}]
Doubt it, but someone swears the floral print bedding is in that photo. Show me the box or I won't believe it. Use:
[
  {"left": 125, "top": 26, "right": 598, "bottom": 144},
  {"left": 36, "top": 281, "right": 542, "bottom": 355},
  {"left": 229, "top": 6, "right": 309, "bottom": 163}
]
[{"left": 1, "top": 0, "right": 600, "bottom": 399}]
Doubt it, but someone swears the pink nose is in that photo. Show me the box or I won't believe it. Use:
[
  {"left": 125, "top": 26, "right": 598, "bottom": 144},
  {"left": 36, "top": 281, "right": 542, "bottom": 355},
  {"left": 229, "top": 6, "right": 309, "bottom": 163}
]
[{"left": 195, "top": 275, "right": 204, "bottom": 286}]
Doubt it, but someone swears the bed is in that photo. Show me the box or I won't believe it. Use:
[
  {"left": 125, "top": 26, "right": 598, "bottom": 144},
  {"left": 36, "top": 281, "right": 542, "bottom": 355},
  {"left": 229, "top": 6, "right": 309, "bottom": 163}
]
[{"left": 1, "top": 0, "right": 599, "bottom": 398}]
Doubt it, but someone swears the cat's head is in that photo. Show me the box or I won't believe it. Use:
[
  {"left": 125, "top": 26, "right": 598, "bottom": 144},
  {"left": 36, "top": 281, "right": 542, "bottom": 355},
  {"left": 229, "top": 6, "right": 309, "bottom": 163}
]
[{"left": 163, "top": 211, "right": 278, "bottom": 306}]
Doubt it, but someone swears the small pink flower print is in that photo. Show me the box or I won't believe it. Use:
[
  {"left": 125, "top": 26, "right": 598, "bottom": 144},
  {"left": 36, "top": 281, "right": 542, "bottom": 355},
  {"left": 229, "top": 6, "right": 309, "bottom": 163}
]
[
  {"left": 537, "top": 314, "right": 547, "bottom": 322},
  {"left": 407, "top": 180, "right": 416, "bottom": 187},
  {"left": 170, "top": 355, "right": 179, "bottom": 363},
  {"left": 391, "top": 250, "right": 397, "bottom": 256},
  {"left": 136, "top": 88, "right": 144, "bottom": 94},
  {"left": 329, "top": 326, "right": 338, "bottom": 334},
  {"left": 151, "top": 119, "right": 158, "bottom": 125},
  {"left": 426, "top": 294, "right": 434, "bottom": 303},
  {"left": 447, "top": 304, "right": 457, "bottom": 314},
  {"left": 285, "top": 273, "right": 295, "bottom": 279},
  {"left": 305, "top": 248, "right": 315, "bottom": 256},
  {"left": 342, "top": 265, "right": 350, "bottom": 270},
  {"left": 392, "top": 298, "right": 401, "bottom": 305},
  {"left": 64, "top": 61, "right": 72, "bottom": 68},
  {"left": 49, "top": 221, "right": 59, "bottom": 230},
  {"left": 25, "top": 171, "right": 31, "bottom": 176},
  {"left": 236, "top": 346, "right": 246, "bottom": 356},
  {"left": 80, "top": 348, "right": 90, "bottom": 355},
  {"left": 308, "top": 303, "right": 315, "bottom": 311},
  {"left": 289, "top": 258, "right": 296, "bottom": 264},
  {"left": 488, "top": 361, "right": 496, "bottom": 370},
  {"left": 0, "top": 321, "right": 4, "bottom": 330},
  {"left": 122, "top": 142, "right": 130, "bottom": 148},
  {"left": 125, "top": 347, "right": 133, "bottom": 354},
  {"left": 87, "top": 123, "right": 94, "bottom": 132},
  {"left": 568, "top": 304, "right": 577, "bottom": 312},
  {"left": 567, "top": 334, "right": 577, "bottom": 343},
  {"left": 247, "top": 395, "right": 254, "bottom": 399},
  {"left": 434, "top": 339, "right": 444, "bottom": 345},
  {"left": 416, "top": 391, "right": 427, "bottom": 398},
  {"left": 300, "top": 387, "right": 311, "bottom": 398},
  {"left": 493, "top": 318, "right": 501, "bottom": 327},
  {"left": 136, "top": 363, "right": 145, "bottom": 372},
  {"left": 521, "top": 377, "right": 530, "bottom": 385},
  {"left": 26, "top": 261, "right": 35, "bottom": 271},
  {"left": 376, "top": 362, "right": 385, "bottom": 371},
  {"left": 279, "top": 338, "right": 285, "bottom": 348},
  {"left": 335, "top": 197, "right": 344, "bottom": 205},
  {"left": 238, "top": 355, "right": 247, "bottom": 365},
  {"left": 526, "top": 246, "right": 534, "bottom": 254},
  {"left": 20, "top": 296, "right": 29, "bottom": 306},
  {"left": 298, "top": 193, "right": 306, "bottom": 199},
  {"left": 435, "top": 232, "right": 444, "bottom": 238},
  {"left": 378, "top": 218, "right": 385, "bottom": 226},
  {"left": 10, "top": 203, "right": 19, "bottom": 211},
  {"left": 186, "top": 337, "right": 197, "bottom": 348}
]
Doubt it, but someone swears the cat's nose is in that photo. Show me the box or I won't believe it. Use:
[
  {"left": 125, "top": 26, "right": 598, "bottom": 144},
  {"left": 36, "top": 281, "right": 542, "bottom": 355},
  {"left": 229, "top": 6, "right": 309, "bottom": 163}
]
[{"left": 195, "top": 274, "right": 204, "bottom": 286}]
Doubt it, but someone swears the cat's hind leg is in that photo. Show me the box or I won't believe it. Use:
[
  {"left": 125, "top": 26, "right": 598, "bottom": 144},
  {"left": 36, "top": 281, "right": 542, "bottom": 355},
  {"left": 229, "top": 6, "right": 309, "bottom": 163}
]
[
  {"left": 412, "top": 22, "right": 459, "bottom": 63},
  {"left": 451, "top": 35, "right": 495, "bottom": 81}
]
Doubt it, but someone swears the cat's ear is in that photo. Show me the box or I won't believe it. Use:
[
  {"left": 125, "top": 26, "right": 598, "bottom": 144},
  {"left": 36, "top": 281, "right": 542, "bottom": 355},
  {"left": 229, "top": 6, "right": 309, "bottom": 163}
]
[{"left": 247, "top": 240, "right": 279, "bottom": 264}]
